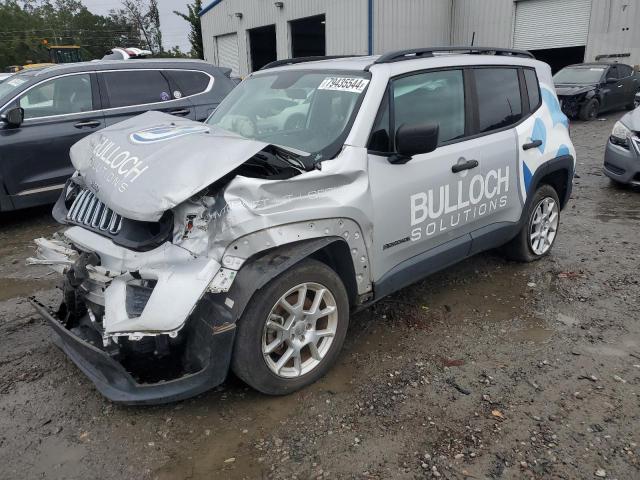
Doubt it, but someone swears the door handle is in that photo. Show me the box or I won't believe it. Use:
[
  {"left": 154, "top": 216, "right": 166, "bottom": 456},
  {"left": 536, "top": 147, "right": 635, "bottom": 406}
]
[
  {"left": 451, "top": 159, "right": 479, "bottom": 173},
  {"left": 523, "top": 139, "right": 542, "bottom": 151},
  {"left": 74, "top": 120, "right": 101, "bottom": 128},
  {"left": 168, "top": 109, "right": 190, "bottom": 116}
]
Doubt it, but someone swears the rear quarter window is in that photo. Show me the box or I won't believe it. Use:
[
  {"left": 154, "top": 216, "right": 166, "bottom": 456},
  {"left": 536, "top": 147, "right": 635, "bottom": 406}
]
[
  {"left": 474, "top": 68, "right": 523, "bottom": 133},
  {"left": 524, "top": 68, "right": 541, "bottom": 111},
  {"left": 166, "top": 70, "right": 211, "bottom": 97}
]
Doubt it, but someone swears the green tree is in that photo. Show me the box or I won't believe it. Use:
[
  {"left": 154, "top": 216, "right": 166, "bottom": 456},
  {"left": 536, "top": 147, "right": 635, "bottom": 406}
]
[
  {"left": 174, "top": 0, "right": 203, "bottom": 59},
  {"left": 0, "top": 0, "right": 141, "bottom": 68},
  {"left": 119, "top": 0, "right": 162, "bottom": 54}
]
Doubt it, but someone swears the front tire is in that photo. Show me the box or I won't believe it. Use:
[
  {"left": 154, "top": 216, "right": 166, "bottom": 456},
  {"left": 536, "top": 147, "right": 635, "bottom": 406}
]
[
  {"left": 504, "top": 184, "right": 561, "bottom": 262},
  {"left": 579, "top": 98, "right": 599, "bottom": 121},
  {"left": 231, "top": 259, "right": 350, "bottom": 395}
]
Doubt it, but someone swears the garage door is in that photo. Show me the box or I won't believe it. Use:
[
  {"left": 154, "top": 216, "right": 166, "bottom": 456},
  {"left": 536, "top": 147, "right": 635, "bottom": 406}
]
[
  {"left": 215, "top": 33, "right": 239, "bottom": 76},
  {"left": 513, "top": 0, "right": 592, "bottom": 50}
]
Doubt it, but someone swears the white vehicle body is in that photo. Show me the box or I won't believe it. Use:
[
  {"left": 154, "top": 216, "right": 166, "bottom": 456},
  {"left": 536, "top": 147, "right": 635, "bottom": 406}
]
[{"left": 30, "top": 48, "right": 576, "bottom": 404}]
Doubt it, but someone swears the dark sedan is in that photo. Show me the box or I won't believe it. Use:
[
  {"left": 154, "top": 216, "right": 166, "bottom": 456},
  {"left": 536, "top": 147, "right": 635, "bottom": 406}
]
[
  {"left": 0, "top": 59, "right": 235, "bottom": 212},
  {"left": 554, "top": 62, "right": 639, "bottom": 121}
]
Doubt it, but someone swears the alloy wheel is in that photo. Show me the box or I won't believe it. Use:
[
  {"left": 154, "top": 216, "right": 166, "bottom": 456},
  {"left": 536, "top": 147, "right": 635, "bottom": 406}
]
[
  {"left": 529, "top": 197, "right": 559, "bottom": 255},
  {"left": 262, "top": 282, "right": 338, "bottom": 378}
]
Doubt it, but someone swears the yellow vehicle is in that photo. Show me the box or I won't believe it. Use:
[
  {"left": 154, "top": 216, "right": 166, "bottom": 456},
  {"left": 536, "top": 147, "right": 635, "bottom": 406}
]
[{"left": 47, "top": 45, "right": 82, "bottom": 64}]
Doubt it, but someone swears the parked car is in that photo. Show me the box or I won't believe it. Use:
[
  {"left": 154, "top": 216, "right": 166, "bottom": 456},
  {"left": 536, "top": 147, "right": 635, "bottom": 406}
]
[
  {"left": 29, "top": 47, "right": 575, "bottom": 404},
  {"left": 554, "top": 62, "right": 639, "bottom": 120},
  {"left": 0, "top": 59, "right": 236, "bottom": 212},
  {"left": 0, "top": 72, "right": 13, "bottom": 83},
  {"left": 603, "top": 106, "right": 640, "bottom": 186}
]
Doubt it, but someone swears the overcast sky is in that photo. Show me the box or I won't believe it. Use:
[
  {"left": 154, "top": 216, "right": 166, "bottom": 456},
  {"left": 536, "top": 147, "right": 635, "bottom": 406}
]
[{"left": 81, "top": 0, "right": 193, "bottom": 52}]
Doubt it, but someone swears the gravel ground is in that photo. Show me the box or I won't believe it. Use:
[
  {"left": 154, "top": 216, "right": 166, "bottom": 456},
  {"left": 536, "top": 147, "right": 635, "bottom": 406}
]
[{"left": 1, "top": 111, "right": 639, "bottom": 480}]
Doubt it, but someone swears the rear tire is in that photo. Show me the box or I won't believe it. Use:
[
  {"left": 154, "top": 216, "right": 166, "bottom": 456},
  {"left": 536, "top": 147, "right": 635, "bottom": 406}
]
[
  {"left": 579, "top": 98, "right": 599, "bottom": 121},
  {"left": 503, "top": 184, "right": 561, "bottom": 262},
  {"left": 231, "top": 259, "right": 349, "bottom": 395}
]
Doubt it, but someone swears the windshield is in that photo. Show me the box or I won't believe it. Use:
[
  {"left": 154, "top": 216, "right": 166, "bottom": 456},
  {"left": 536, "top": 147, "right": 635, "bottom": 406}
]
[
  {"left": 0, "top": 72, "right": 31, "bottom": 102},
  {"left": 206, "top": 70, "right": 370, "bottom": 159},
  {"left": 554, "top": 67, "right": 606, "bottom": 85}
]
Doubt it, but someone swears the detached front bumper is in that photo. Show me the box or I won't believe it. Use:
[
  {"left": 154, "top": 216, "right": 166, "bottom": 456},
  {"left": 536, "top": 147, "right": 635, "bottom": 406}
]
[
  {"left": 32, "top": 296, "right": 235, "bottom": 405},
  {"left": 28, "top": 225, "right": 240, "bottom": 404}
]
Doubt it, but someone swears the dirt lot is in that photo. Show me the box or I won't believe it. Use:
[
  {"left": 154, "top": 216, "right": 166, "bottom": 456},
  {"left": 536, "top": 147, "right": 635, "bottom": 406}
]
[{"left": 1, "top": 112, "right": 639, "bottom": 480}]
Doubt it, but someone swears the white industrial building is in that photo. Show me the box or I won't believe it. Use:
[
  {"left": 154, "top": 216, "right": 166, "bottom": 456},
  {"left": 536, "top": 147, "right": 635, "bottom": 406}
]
[{"left": 199, "top": 0, "right": 640, "bottom": 76}]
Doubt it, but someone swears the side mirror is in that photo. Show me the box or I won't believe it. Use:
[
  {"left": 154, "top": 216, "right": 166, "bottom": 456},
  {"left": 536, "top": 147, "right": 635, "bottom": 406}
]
[
  {"left": 606, "top": 77, "right": 618, "bottom": 85},
  {"left": 392, "top": 123, "right": 439, "bottom": 163},
  {"left": 4, "top": 107, "right": 24, "bottom": 127}
]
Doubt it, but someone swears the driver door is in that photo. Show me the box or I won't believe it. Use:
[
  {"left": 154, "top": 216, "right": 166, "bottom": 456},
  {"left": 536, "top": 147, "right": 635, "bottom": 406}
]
[
  {"left": 368, "top": 67, "right": 521, "bottom": 293},
  {"left": 0, "top": 72, "right": 103, "bottom": 207}
]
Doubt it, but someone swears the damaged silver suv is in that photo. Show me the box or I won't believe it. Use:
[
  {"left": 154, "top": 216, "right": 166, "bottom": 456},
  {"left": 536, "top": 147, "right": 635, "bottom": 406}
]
[{"left": 30, "top": 48, "right": 576, "bottom": 404}]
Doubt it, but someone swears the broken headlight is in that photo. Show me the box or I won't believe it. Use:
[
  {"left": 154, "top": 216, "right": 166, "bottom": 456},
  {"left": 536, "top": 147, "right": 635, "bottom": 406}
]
[{"left": 611, "top": 121, "right": 632, "bottom": 150}]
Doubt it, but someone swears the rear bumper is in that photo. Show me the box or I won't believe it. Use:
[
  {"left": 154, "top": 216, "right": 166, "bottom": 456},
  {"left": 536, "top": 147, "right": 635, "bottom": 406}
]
[
  {"left": 603, "top": 140, "right": 640, "bottom": 186},
  {"left": 31, "top": 299, "right": 235, "bottom": 405}
]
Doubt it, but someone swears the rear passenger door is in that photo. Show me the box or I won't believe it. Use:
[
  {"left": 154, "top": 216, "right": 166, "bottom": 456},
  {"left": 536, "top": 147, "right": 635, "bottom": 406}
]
[{"left": 98, "top": 69, "right": 195, "bottom": 126}]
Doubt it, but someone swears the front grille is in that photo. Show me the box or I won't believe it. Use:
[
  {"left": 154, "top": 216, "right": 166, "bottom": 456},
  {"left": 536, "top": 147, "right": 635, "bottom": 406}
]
[{"left": 67, "top": 189, "right": 122, "bottom": 234}]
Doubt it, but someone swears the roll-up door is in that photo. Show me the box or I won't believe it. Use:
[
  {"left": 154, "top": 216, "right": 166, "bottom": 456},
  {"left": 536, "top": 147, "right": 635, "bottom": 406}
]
[
  {"left": 215, "top": 33, "right": 239, "bottom": 76},
  {"left": 514, "top": 0, "right": 592, "bottom": 50}
]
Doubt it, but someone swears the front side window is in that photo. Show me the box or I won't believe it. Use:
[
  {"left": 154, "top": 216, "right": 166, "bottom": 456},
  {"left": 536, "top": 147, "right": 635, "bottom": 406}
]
[
  {"left": 393, "top": 69, "right": 465, "bottom": 145},
  {"left": 475, "top": 68, "right": 522, "bottom": 133},
  {"left": 206, "top": 70, "right": 370, "bottom": 158},
  {"left": 368, "top": 69, "right": 465, "bottom": 153},
  {"left": 618, "top": 65, "right": 633, "bottom": 78},
  {"left": 19, "top": 74, "right": 92, "bottom": 119},
  {"left": 102, "top": 70, "right": 172, "bottom": 108}
]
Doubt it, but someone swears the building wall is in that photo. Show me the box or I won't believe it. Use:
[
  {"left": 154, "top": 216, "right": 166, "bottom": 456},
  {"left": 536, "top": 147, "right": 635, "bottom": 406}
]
[
  {"left": 585, "top": 0, "right": 640, "bottom": 66},
  {"left": 201, "top": 0, "right": 368, "bottom": 76},
  {"left": 451, "top": 0, "right": 515, "bottom": 48},
  {"left": 201, "top": 0, "right": 640, "bottom": 75},
  {"left": 373, "top": 0, "right": 452, "bottom": 53}
]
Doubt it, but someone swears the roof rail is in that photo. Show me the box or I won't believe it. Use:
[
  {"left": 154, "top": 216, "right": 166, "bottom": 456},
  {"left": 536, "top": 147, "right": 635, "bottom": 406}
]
[
  {"left": 260, "top": 55, "right": 362, "bottom": 70},
  {"left": 373, "top": 47, "right": 535, "bottom": 65}
]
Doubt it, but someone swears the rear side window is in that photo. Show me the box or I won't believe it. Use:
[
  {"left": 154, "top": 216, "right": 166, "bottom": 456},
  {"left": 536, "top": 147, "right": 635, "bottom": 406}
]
[
  {"left": 524, "top": 69, "right": 541, "bottom": 111},
  {"left": 474, "top": 68, "right": 523, "bottom": 133},
  {"left": 102, "top": 70, "right": 172, "bottom": 108},
  {"left": 167, "top": 70, "right": 211, "bottom": 97}
]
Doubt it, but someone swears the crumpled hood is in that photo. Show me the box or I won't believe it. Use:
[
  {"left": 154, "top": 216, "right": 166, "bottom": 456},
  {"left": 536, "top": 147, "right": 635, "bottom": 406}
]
[
  {"left": 555, "top": 83, "right": 596, "bottom": 97},
  {"left": 70, "top": 111, "right": 269, "bottom": 222}
]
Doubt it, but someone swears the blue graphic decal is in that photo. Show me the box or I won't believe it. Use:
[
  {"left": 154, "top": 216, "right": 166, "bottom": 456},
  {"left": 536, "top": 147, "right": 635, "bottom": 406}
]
[
  {"left": 130, "top": 124, "right": 210, "bottom": 144},
  {"left": 557, "top": 144, "right": 570, "bottom": 157},
  {"left": 541, "top": 88, "right": 569, "bottom": 129},
  {"left": 532, "top": 118, "right": 547, "bottom": 154},
  {"left": 523, "top": 162, "right": 533, "bottom": 192}
]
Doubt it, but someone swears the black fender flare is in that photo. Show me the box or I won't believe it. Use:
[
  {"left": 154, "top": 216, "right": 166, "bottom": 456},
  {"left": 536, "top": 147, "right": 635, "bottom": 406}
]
[
  {"left": 205, "top": 237, "right": 351, "bottom": 329},
  {"left": 525, "top": 154, "right": 574, "bottom": 212}
]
